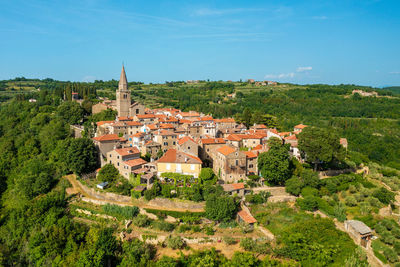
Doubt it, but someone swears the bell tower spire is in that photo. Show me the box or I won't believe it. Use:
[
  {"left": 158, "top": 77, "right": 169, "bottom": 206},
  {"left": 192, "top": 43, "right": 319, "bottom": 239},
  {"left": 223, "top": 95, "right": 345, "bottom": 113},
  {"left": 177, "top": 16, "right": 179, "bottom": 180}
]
[
  {"left": 116, "top": 64, "right": 131, "bottom": 117},
  {"left": 119, "top": 64, "right": 128, "bottom": 91}
]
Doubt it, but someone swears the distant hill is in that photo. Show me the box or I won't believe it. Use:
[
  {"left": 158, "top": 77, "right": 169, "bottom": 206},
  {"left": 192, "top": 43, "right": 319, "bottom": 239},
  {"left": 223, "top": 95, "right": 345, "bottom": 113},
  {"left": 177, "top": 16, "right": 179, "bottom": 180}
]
[{"left": 383, "top": 86, "right": 400, "bottom": 95}]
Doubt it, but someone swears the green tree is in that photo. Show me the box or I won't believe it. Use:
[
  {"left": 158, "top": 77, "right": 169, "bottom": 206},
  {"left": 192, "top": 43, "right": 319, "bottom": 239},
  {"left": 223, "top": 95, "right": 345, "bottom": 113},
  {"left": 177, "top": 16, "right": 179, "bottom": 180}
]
[
  {"left": 258, "top": 138, "right": 292, "bottom": 185},
  {"left": 199, "top": 168, "right": 216, "bottom": 184},
  {"left": 57, "top": 101, "right": 85, "bottom": 124},
  {"left": 298, "top": 127, "right": 345, "bottom": 171},
  {"left": 205, "top": 194, "right": 237, "bottom": 222},
  {"left": 65, "top": 138, "right": 98, "bottom": 175},
  {"left": 97, "top": 164, "right": 119, "bottom": 182}
]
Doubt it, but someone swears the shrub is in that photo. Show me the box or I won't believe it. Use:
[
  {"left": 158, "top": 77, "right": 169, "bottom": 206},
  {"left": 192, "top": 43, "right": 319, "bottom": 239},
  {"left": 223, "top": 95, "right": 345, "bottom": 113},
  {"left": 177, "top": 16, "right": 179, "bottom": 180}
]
[
  {"left": 102, "top": 204, "right": 139, "bottom": 219},
  {"left": 240, "top": 238, "right": 257, "bottom": 251},
  {"left": 98, "top": 164, "right": 119, "bottom": 182},
  {"left": 301, "top": 169, "right": 320, "bottom": 189},
  {"left": 345, "top": 196, "right": 357, "bottom": 207},
  {"left": 151, "top": 220, "right": 175, "bottom": 232},
  {"left": 301, "top": 187, "right": 319, "bottom": 197},
  {"left": 383, "top": 247, "right": 398, "bottom": 263},
  {"left": 373, "top": 187, "right": 395, "bottom": 205},
  {"left": 333, "top": 202, "right": 347, "bottom": 222},
  {"left": 204, "top": 226, "right": 215, "bottom": 235},
  {"left": 133, "top": 214, "right": 151, "bottom": 227},
  {"left": 165, "top": 235, "right": 186, "bottom": 249},
  {"left": 381, "top": 231, "right": 395, "bottom": 245},
  {"left": 223, "top": 236, "right": 238, "bottom": 245},
  {"left": 285, "top": 177, "right": 303, "bottom": 196},
  {"left": 297, "top": 195, "right": 319, "bottom": 211},
  {"left": 176, "top": 224, "right": 191, "bottom": 233}
]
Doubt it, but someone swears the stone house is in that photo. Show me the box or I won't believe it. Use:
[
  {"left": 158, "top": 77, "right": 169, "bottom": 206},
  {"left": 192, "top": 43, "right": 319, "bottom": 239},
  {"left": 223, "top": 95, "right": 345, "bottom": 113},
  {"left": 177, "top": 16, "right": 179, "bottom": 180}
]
[
  {"left": 213, "top": 145, "right": 247, "bottom": 183},
  {"left": 177, "top": 136, "right": 198, "bottom": 157},
  {"left": 222, "top": 183, "right": 246, "bottom": 197},
  {"left": 344, "top": 220, "right": 373, "bottom": 248},
  {"left": 153, "top": 130, "right": 178, "bottom": 153},
  {"left": 106, "top": 147, "right": 146, "bottom": 178},
  {"left": 198, "top": 138, "right": 226, "bottom": 167},
  {"left": 141, "top": 140, "right": 162, "bottom": 159},
  {"left": 93, "top": 134, "right": 126, "bottom": 163},
  {"left": 244, "top": 151, "right": 258, "bottom": 176}
]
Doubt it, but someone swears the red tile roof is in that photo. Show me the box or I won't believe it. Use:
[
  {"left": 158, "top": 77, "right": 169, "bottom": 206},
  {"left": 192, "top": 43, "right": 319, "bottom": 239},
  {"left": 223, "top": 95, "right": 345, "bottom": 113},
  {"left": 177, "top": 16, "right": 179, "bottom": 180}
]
[
  {"left": 114, "top": 147, "right": 140, "bottom": 156},
  {"left": 216, "top": 145, "right": 236, "bottom": 156},
  {"left": 124, "top": 158, "right": 147, "bottom": 167},
  {"left": 285, "top": 134, "right": 297, "bottom": 141},
  {"left": 178, "top": 136, "right": 195, "bottom": 145},
  {"left": 244, "top": 151, "right": 257, "bottom": 158},
  {"left": 294, "top": 124, "right": 308, "bottom": 129},
  {"left": 157, "top": 149, "right": 202, "bottom": 164},
  {"left": 137, "top": 114, "right": 156, "bottom": 119},
  {"left": 214, "top": 118, "right": 235, "bottom": 123},
  {"left": 160, "top": 123, "right": 175, "bottom": 129},
  {"left": 201, "top": 138, "right": 226, "bottom": 145},
  {"left": 279, "top": 132, "right": 291, "bottom": 137},
  {"left": 126, "top": 121, "right": 143, "bottom": 126},
  {"left": 93, "top": 134, "right": 123, "bottom": 142},
  {"left": 147, "top": 124, "right": 158, "bottom": 130},
  {"left": 237, "top": 210, "right": 257, "bottom": 224},
  {"left": 96, "top": 120, "right": 114, "bottom": 126},
  {"left": 158, "top": 130, "right": 177, "bottom": 136},
  {"left": 118, "top": 116, "right": 133, "bottom": 121}
]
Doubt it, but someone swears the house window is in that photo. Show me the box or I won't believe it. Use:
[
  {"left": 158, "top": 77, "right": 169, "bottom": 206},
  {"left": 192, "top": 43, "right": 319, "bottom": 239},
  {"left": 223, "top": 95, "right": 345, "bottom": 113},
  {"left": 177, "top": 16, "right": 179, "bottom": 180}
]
[
  {"left": 117, "top": 162, "right": 119, "bottom": 166},
  {"left": 191, "top": 164, "right": 195, "bottom": 171},
  {"left": 173, "top": 142, "right": 176, "bottom": 145},
  {"left": 236, "top": 160, "right": 238, "bottom": 166},
  {"left": 188, "top": 147, "right": 190, "bottom": 150},
  {"left": 249, "top": 164, "right": 253, "bottom": 168},
  {"left": 123, "top": 94, "right": 127, "bottom": 99},
  {"left": 136, "top": 109, "right": 139, "bottom": 114},
  {"left": 166, "top": 164, "right": 171, "bottom": 170},
  {"left": 117, "top": 156, "right": 119, "bottom": 159}
]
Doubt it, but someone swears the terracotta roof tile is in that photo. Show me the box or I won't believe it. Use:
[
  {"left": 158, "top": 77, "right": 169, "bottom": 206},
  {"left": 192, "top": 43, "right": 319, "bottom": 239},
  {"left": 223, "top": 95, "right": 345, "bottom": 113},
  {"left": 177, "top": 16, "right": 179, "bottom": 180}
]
[
  {"left": 216, "top": 145, "right": 236, "bottom": 156},
  {"left": 93, "top": 134, "right": 123, "bottom": 142},
  {"left": 244, "top": 151, "right": 257, "bottom": 158},
  {"left": 294, "top": 124, "right": 308, "bottom": 129},
  {"left": 114, "top": 147, "right": 140, "bottom": 156},
  {"left": 124, "top": 158, "right": 147, "bottom": 167},
  {"left": 157, "top": 149, "right": 202, "bottom": 164},
  {"left": 237, "top": 210, "right": 257, "bottom": 224},
  {"left": 96, "top": 120, "right": 114, "bottom": 126},
  {"left": 201, "top": 138, "right": 226, "bottom": 145},
  {"left": 178, "top": 136, "right": 195, "bottom": 145}
]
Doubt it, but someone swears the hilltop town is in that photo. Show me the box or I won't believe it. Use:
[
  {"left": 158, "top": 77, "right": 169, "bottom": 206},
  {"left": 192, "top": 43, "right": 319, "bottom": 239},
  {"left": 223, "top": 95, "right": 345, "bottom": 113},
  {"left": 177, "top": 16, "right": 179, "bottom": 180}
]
[{"left": 88, "top": 66, "right": 309, "bottom": 194}]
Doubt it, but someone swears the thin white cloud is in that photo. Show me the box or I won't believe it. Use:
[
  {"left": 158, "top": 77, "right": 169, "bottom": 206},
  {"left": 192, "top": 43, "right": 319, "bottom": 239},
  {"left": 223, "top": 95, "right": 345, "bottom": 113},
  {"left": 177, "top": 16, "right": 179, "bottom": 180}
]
[
  {"left": 297, "top": 66, "right": 312, "bottom": 72},
  {"left": 390, "top": 71, "right": 400, "bottom": 75},
  {"left": 312, "top": 16, "right": 328, "bottom": 20},
  {"left": 192, "top": 7, "right": 265, "bottom": 16},
  {"left": 82, "top": 75, "right": 96, "bottom": 82},
  {"left": 264, "top": 73, "right": 295, "bottom": 79}
]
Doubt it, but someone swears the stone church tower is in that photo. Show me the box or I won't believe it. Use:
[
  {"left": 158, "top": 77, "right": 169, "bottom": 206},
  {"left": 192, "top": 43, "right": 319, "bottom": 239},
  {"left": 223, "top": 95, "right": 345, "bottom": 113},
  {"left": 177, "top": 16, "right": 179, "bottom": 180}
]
[{"left": 116, "top": 65, "right": 131, "bottom": 117}]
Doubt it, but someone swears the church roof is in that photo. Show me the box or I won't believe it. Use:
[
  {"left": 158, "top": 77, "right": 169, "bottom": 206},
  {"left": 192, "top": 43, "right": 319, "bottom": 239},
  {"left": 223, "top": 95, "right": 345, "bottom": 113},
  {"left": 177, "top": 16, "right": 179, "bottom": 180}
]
[{"left": 119, "top": 65, "right": 128, "bottom": 91}]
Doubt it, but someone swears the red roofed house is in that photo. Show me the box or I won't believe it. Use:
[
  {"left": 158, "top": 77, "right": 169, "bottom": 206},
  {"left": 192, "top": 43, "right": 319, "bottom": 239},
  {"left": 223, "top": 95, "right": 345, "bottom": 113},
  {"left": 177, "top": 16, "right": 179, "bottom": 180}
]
[
  {"left": 237, "top": 209, "right": 257, "bottom": 227},
  {"left": 244, "top": 151, "right": 258, "bottom": 176},
  {"left": 177, "top": 136, "right": 198, "bottom": 157},
  {"left": 213, "top": 145, "right": 246, "bottom": 183},
  {"left": 198, "top": 138, "right": 226, "bottom": 167},
  {"left": 222, "top": 183, "right": 246, "bottom": 197},
  {"left": 156, "top": 149, "right": 202, "bottom": 178},
  {"left": 93, "top": 134, "right": 126, "bottom": 163},
  {"left": 293, "top": 124, "right": 308, "bottom": 132},
  {"left": 106, "top": 147, "right": 146, "bottom": 178},
  {"left": 134, "top": 114, "right": 157, "bottom": 125}
]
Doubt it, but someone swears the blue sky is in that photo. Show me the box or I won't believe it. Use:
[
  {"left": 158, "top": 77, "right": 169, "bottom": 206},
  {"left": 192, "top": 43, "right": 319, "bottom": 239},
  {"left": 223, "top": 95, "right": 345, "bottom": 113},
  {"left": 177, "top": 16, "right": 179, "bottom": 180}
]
[{"left": 1, "top": 0, "right": 399, "bottom": 86}]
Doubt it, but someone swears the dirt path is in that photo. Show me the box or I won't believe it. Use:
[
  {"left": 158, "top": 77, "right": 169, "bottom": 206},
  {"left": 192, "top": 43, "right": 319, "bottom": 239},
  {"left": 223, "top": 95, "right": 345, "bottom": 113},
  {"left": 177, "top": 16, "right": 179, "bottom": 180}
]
[{"left": 65, "top": 174, "right": 205, "bottom": 212}]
